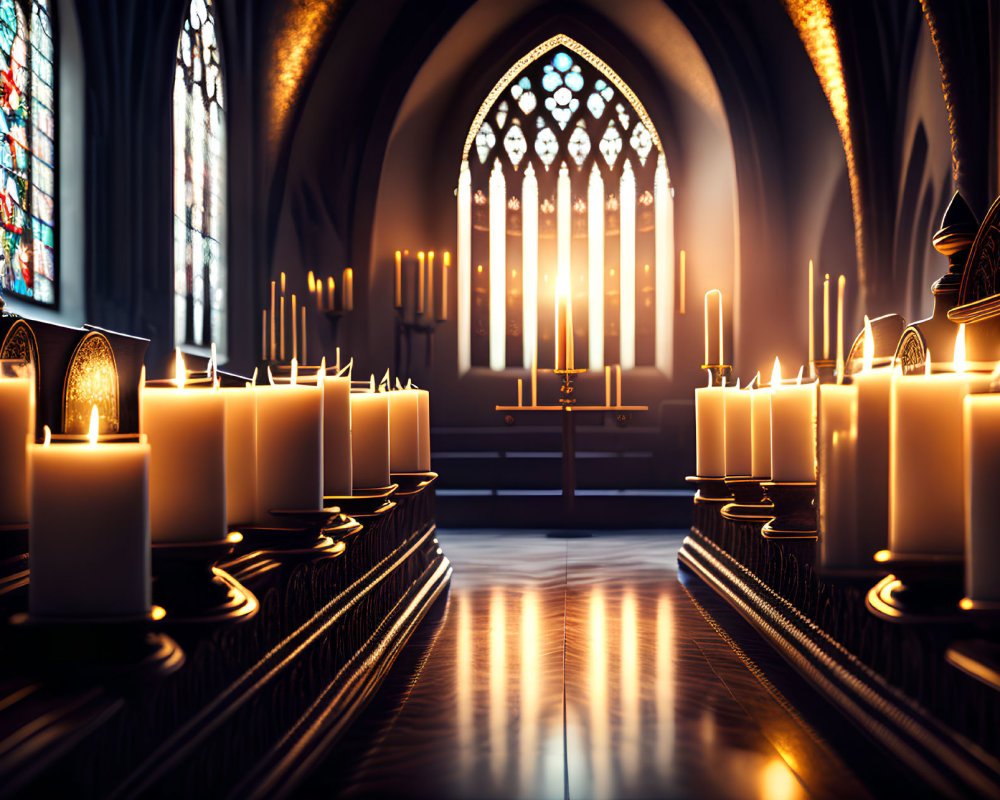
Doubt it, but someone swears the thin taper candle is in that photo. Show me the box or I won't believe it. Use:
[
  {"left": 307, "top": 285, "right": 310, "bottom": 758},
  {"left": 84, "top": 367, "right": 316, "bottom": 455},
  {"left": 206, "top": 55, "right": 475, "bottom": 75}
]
[
  {"left": 517, "top": 378, "right": 523, "bottom": 407},
  {"left": 270, "top": 281, "right": 276, "bottom": 360},
  {"left": 417, "top": 252, "right": 426, "bottom": 315},
  {"left": 261, "top": 309, "right": 266, "bottom": 359},
  {"left": 280, "top": 296, "right": 285, "bottom": 361},
  {"left": 394, "top": 251, "right": 403, "bottom": 308},
  {"left": 823, "top": 273, "right": 830, "bottom": 360},
  {"left": 531, "top": 339, "right": 538, "bottom": 406},
  {"left": 301, "top": 306, "right": 307, "bottom": 366},
  {"left": 605, "top": 365, "right": 611, "bottom": 406},
  {"left": 328, "top": 277, "right": 334, "bottom": 310},
  {"left": 808, "top": 260, "right": 815, "bottom": 365},
  {"left": 679, "top": 250, "right": 686, "bottom": 314},
  {"left": 427, "top": 252, "right": 435, "bottom": 319},
  {"left": 343, "top": 267, "right": 354, "bottom": 311},
  {"left": 291, "top": 294, "right": 297, "bottom": 361},
  {"left": 280, "top": 271, "right": 286, "bottom": 295},
  {"left": 441, "top": 251, "right": 450, "bottom": 321},
  {"left": 616, "top": 364, "right": 622, "bottom": 407},
  {"left": 836, "top": 274, "right": 845, "bottom": 381}
]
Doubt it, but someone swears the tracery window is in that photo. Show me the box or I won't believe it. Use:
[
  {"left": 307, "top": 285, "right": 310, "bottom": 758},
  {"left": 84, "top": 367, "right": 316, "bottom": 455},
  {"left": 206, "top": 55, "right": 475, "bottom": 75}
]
[
  {"left": 0, "top": 0, "right": 55, "bottom": 306},
  {"left": 173, "top": 0, "right": 226, "bottom": 355},
  {"left": 457, "top": 35, "right": 674, "bottom": 375}
]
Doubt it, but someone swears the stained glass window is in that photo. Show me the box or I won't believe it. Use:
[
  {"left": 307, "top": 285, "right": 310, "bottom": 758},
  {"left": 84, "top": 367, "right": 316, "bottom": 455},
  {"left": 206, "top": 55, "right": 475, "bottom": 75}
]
[
  {"left": 458, "top": 38, "right": 675, "bottom": 376},
  {"left": 174, "top": 0, "right": 226, "bottom": 354},
  {"left": 0, "top": 0, "right": 55, "bottom": 306}
]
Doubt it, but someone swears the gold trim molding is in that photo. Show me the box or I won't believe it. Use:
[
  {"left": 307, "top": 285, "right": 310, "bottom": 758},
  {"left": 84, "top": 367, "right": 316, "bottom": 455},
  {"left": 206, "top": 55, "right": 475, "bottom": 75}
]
[{"left": 62, "top": 331, "right": 120, "bottom": 435}]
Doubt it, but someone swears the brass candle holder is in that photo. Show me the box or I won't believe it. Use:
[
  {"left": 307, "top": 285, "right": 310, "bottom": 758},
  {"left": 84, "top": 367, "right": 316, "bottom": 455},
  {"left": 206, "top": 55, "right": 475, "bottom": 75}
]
[
  {"left": 721, "top": 477, "right": 774, "bottom": 520},
  {"left": 811, "top": 358, "right": 838, "bottom": 384},
  {"left": 238, "top": 506, "right": 346, "bottom": 556},
  {"left": 685, "top": 475, "right": 734, "bottom": 504},
  {"left": 759, "top": 481, "right": 817, "bottom": 537},
  {"left": 865, "top": 549, "right": 966, "bottom": 623},
  {"left": 701, "top": 363, "right": 732, "bottom": 387}
]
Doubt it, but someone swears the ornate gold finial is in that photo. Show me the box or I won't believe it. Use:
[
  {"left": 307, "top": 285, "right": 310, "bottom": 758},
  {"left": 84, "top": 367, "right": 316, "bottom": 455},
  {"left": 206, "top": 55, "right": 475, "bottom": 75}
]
[{"left": 932, "top": 192, "right": 978, "bottom": 296}]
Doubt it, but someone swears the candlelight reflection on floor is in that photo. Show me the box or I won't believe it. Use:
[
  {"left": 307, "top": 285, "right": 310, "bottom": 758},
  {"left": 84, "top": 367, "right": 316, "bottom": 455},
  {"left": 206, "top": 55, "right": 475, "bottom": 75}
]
[{"left": 309, "top": 532, "right": 882, "bottom": 799}]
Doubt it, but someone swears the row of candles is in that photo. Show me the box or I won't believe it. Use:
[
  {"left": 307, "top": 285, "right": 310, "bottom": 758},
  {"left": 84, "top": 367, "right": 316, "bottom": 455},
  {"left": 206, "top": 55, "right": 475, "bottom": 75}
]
[
  {"left": 262, "top": 269, "right": 354, "bottom": 362},
  {"left": 0, "top": 353, "right": 431, "bottom": 619},
  {"left": 695, "top": 264, "right": 1000, "bottom": 606},
  {"left": 394, "top": 250, "right": 450, "bottom": 321},
  {"left": 511, "top": 363, "right": 626, "bottom": 407}
]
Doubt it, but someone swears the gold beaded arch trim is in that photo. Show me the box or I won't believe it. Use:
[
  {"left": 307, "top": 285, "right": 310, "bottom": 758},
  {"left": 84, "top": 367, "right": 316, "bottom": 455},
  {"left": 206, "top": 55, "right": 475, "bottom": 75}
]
[
  {"left": 62, "top": 331, "right": 119, "bottom": 434},
  {"left": 460, "top": 33, "right": 663, "bottom": 166}
]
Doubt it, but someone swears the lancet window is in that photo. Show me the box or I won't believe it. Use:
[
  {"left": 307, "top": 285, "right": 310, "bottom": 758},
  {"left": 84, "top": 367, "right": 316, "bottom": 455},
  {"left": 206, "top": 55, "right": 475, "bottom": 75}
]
[
  {"left": 173, "top": 0, "right": 226, "bottom": 355},
  {"left": 457, "top": 35, "right": 674, "bottom": 375},
  {"left": 0, "top": 0, "right": 55, "bottom": 306}
]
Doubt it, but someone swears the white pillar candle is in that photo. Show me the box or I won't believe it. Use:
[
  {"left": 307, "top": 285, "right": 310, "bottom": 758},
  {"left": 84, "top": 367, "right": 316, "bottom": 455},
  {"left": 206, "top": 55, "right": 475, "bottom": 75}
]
[
  {"left": 389, "top": 388, "right": 421, "bottom": 473},
  {"left": 724, "top": 385, "right": 752, "bottom": 477},
  {"left": 29, "top": 416, "right": 151, "bottom": 618},
  {"left": 0, "top": 361, "right": 33, "bottom": 525},
  {"left": 818, "top": 383, "right": 858, "bottom": 568},
  {"left": 351, "top": 384, "right": 390, "bottom": 488},
  {"left": 770, "top": 364, "right": 817, "bottom": 482},
  {"left": 695, "top": 382, "right": 726, "bottom": 477},
  {"left": 964, "top": 391, "right": 1000, "bottom": 601},
  {"left": 852, "top": 366, "right": 893, "bottom": 558},
  {"left": 322, "top": 375, "right": 352, "bottom": 497},
  {"left": 142, "top": 374, "right": 227, "bottom": 543},
  {"left": 890, "top": 345, "right": 989, "bottom": 555},
  {"left": 417, "top": 388, "right": 431, "bottom": 471},
  {"left": 220, "top": 387, "right": 256, "bottom": 527},
  {"left": 255, "top": 382, "right": 323, "bottom": 522},
  {"left": 750, "top": 383, "right": 772, "bottom": 480}
]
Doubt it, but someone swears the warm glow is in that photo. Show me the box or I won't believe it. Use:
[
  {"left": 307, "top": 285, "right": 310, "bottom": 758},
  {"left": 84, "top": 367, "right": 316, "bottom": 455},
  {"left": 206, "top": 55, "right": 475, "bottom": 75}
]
[
  {"left": 862, "top": 315, "right": 874, "bottom": 372},
  {"left": 280, "top": 271, "right": 286, "bottom": 294},
  {"left": 42, "top": 425, "right": 51, "bottom": 447},
  {"left": 290, "top": 358, "right": 298, "bottom": 386},
  {"left": 771, "top": 357, "right": 781, "bottom": 387},
  {"left": 703, "top": 289, "right": 723, "bottom": 365},
  {"left": 368, "top": 373, "right": 375, "bottom": 392},
  {"left": 173, "top": 348, "right": 186, "bottom": 389},
  {"left": 307, "top": 271, "right": 315, "bottom": 293},
  {"left": 759, "top": 757, "right": 801, "bottom": 800},
  {"left": 874, "top": 549, "right": 890, "bottom": 562},
  {"left": 925, "top": 348, "right": 932, "bottom": 378},
  {"left": 960, "top": 598, "right": 974, "bottom": 611},
  {"left": 88, "top": 405, "right": 99, "bottom": 446},
  {"left": 796, "top": 364, "right": 804, "bottom": 385},
  {"left": 151, "top": 605, "right": 167, "bottom": 622},
  {"left": 752, "top": 371, "right": 760, "bottom": 389},
  {"left": 954, "top": 324, "right": 966, "bottom": 374},
  {"left": 251, "top": 366, "right": 258, "bottom": 385}
]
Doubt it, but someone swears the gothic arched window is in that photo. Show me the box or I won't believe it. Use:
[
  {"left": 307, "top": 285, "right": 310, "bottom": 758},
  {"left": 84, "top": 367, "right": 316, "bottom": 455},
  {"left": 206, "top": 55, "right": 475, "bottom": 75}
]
[
  {"left": 458, "top": 35, "right": 674, "bottom": 375},
  {"left": 0, "top": 0, "right": 55, "bottom": 306},
  {"left": 173, "top": 0, "right": 226, "bottom": 355}
]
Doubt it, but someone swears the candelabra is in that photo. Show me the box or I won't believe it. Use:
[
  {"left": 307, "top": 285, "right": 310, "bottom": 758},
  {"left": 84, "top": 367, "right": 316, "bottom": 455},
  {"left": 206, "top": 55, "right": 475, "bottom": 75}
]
[{"left": 394, "top": 308, "right": 446, "bottom": 378}]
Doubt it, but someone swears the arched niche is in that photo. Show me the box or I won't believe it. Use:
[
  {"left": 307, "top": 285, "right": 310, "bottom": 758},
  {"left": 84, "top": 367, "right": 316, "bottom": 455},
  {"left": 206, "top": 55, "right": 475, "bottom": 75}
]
[{"left": 365, "top": 0, "right": 739, "bottom": 424}]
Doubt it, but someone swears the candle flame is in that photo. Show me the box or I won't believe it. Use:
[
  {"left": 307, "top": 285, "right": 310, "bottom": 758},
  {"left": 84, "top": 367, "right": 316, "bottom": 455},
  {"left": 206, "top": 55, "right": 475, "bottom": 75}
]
[
  {"left": 88, "top": 405, "right": 99, "bottom": 446},
  {"left": 290, "top": 358, "right": 298, "bottom": 386},
  {"left": 771, "top": 357, "right": 781, "bottom": 387},
  {"left": 751, "top": 371, "right": 760, "bottom": 389},
  {"left": 307, "top": 271, "right": 315, "bottom": 293},
  {"left": 954, "top": 324, "right": 966, "bottom": 374},
  {"left": 250, "top": 366, "right": 258, "bottom": 385},
  {"left": 280, "top": 271, "right": 286, "bottom": 294},
  {"left": 734, "top": 377, "right": 741, "bottom": 390},
  {"left": 925, "top": 348, "right": 932, "bottom": 377},
  {"left": 267, "top": 366, "right": 276, "bottom": 386},
  {"left": 320, "top": 356, "right": 327, "bottom": 375},
  {"left": 395, "top": 377, "right": 403, "bottom": 390},
  {"left": 379, "top": 368, "right": 391, "bottom": 392},
  {"left": 209, "top": 342, "right": 217, "bottom": 380},
  {"left": 862, "top": 315, "right": 874, "bottom": 372},
  {"left": 173, "top": 347, "right": 186, "bottom": 389},
  {"left": 706, "top": 371, "right": 712, "bottom": 388},
  {"left": 369, "top": 373, "right": 375, "bottom": 392},
  {"left": 42, "top": 425, "right": 50, "bottom": 446},
  {"left": 406, "top": 377, "right": 413, "bottom": 389},
  {"left": 796, "top": 365, "right": 804, "bottom": 385}
]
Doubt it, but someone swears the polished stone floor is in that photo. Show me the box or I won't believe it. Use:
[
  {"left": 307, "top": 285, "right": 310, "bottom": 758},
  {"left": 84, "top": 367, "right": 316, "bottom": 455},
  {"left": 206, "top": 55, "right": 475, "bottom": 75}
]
[{"left": 303, "top": 531, "right": 896, "bottom": 799}]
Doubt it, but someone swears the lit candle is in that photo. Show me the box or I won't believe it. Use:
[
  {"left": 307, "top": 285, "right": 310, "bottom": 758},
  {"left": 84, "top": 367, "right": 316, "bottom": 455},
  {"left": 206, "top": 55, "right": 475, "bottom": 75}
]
[
  {"left": 279, "top": 295, "right": 285, "bottom": 361},
  {"left": 556, "top": 276, "right": 568, "bottom": 370},
  {"left": 517, "top": 379, "right": 523, "bottom": 407},
  {"left": 417, "top": 252, "right": 426, "bottom": 315},
  {"left": 328, "top": 277, "right": 335, "bottom": 311},
  {"left": 605, "top": 365, "right": 611, "bottom": 407},
  {"left": 343, "top": 267, "right": 354, "bottom": 311},
  {"left": 416, "top": 387, "right": 431, "bottom": 471},
  {"left": 0, "top": 360, "right": 33, "bottom": 525},
  {"left": 141, "top": 349, "right": 226, "bottom": 542},
  {"left": 703, "top": 289, "right": 723, "bottom": 365},
  {"left": 220, "top": 384, "right": 256, "bottom": 527},
  {"left": 851, "top": 318, "right": 893, "bottom": 563},
  {"left": 750, "top": 367, "right": 772, "bottom": 480},
  {"left": 616, "top": 364, "right": 622, "bottom": 407},
  {"left": 255, "top": 363, "right": 323, "bottom": 522},
  {"left": 427, "top": 251, "right": 435, "bottom": 319},
  {"left": 770, "top": 360, "right": 816, "bottom": 482},
  {"left": 351, "top": 377, "right": 390, "bottom": 488},
  {"left": 835, "top": 275, "right": 845, "bottom": 379},
  {"left": 321, "top": 363, "right": 352, "bottom": 497},
  {"left": 301, "top": 306, "right": 307, "bottom": 365},
  {"left": 695, "top": 373, "right": 725, "bottom": 477},
  {"left": 679, "top": 250, "right": 686, "bottom": 314},
  {"left": 389, "top": 382, "right": 421, "bottom": 473},
  {"left": 890, "top": 326, "right": 989, "bottom": 555},
  {"left": 307, "top": 271, "right": 315, "bottom": 293},
  {"left": 29, "top": 408, "right": 151, "bottom": 617},
  {"left": 724, "top": 381, "right": 752, "bottom": 477},
  {"left": 441, "top": 251, "right": 450, "bottom": 321},
  {"left": 261, "top": 309, "right": 267, "bottom": 361},
  {"left": 822, "top": 272, "right": 830, "bottom": 360},
  {"left": 395, "top": 250, "right": 403, "bottom": 308},
  {"left": 963, "top": 371, "right": 1000, "bottom": 602}
]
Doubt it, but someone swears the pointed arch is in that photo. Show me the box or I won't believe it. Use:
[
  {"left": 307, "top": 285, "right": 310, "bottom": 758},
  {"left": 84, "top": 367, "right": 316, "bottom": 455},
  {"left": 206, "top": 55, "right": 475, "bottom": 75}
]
[{"left": 457, "top": 35, "right": 674, "bottom": 376}]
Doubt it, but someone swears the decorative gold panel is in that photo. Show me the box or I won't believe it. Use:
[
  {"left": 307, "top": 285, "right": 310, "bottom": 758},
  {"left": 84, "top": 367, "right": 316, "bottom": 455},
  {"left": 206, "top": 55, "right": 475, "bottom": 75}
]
[
  {"left": 63, "top": 332, "right": 119, "bottom": 434},
  {"left": 1, "top": 319, "right": 38, "bottom": 366}
]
